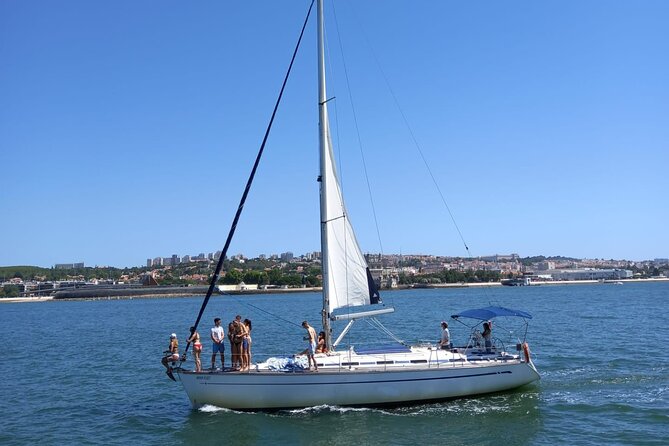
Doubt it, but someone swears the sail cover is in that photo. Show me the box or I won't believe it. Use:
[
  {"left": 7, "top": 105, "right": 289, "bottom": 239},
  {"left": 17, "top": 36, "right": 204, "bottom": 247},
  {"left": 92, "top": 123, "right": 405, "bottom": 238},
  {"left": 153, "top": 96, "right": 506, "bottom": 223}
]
[{"left": 321, "top": 106, "right": 379, "bottom": 313}]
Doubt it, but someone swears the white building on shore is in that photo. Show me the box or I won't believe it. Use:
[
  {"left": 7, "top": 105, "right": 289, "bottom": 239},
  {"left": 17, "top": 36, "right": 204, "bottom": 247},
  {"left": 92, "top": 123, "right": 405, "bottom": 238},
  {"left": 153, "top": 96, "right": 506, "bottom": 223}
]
[{"left": 547, "top": 268, "right": 633, "bottom": 281}]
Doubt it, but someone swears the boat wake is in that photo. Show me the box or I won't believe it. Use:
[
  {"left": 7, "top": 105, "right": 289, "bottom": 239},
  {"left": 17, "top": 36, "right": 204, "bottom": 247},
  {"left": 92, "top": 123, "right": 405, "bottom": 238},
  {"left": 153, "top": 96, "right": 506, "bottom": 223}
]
[
  {"left": 393, "top": 398, "right": 531, "bottom": 416},
  {"left": 285, "top": 404, "right": 389, "bottom": 416},
  {"left": 280, "top": 396, "right": 534, "bottom": 417},
  {"left": 197, "top": 404, "right": 244, "bottom": 414},
  {"left": 195, "top": 394, "right": 536, "bottom": 418}
]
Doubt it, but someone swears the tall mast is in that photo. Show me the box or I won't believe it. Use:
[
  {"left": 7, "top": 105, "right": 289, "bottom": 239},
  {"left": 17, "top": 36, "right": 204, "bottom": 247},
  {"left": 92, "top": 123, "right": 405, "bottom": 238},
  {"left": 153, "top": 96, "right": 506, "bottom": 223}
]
[{"left": 317, "top": 0, "right": 332, "bottom": 349}]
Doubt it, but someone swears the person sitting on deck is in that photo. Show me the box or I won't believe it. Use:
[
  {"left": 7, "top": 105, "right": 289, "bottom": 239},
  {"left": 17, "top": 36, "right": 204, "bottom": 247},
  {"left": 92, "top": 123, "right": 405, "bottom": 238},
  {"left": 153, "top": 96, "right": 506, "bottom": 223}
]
[
  {"left": 315, "top": 331, "right": 328, "bottom": 354},
  {"left": 162, "top": 333, "right": 179, "bottom": 381}
]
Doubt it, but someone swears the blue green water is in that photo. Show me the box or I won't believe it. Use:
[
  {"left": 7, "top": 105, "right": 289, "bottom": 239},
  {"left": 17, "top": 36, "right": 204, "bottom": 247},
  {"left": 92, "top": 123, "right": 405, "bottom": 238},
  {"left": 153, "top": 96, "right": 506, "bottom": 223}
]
[{"left": 1, "top": 282, "right": 667, "bottom": 445}]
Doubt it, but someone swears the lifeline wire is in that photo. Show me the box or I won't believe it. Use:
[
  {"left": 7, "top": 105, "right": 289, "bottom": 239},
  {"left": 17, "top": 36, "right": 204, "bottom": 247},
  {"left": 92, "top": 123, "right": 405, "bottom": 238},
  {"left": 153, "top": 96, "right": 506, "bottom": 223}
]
[{"left": 228, "top": 295, "right": 304, "bottom": 330}]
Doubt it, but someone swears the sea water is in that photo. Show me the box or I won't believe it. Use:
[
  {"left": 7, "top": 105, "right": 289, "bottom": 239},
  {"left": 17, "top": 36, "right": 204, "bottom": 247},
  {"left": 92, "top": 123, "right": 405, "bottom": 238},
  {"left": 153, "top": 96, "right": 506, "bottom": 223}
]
[{"left": 1, "top": 282, "right": 667, "bottom": 445}]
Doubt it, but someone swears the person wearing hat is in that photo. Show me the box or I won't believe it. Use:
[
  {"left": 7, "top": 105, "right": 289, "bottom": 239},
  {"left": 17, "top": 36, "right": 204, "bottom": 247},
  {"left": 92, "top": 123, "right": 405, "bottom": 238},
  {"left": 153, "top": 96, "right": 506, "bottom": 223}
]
[
  {"left": 439, "top": 321, "right": 452, "bottom": 350},
  {"left": 162, "top": 333, "right": 179, "bottom": 380}
]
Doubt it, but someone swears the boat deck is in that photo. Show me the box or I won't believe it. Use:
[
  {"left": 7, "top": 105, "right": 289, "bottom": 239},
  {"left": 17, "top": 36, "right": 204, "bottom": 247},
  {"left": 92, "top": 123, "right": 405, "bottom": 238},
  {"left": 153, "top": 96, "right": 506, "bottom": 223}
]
[{"left": 175, "top": 346, "right": 525, "bottom": 376}]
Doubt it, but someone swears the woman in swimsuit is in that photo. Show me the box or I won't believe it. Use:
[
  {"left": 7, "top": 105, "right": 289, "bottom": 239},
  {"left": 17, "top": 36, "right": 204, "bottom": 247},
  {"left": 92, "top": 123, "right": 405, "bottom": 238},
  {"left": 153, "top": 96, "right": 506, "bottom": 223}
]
[
  {"left": 315, "top": 331, "right": 328, "bottom": 354},
  {"left": 227, "top": 321, "right": 236, "bottom": 369},
  {"left": 161, "top": 333, "right": 179, "bottom": 380},
  {"left": 188, "top": 326, "right": 202, "bottom": 372},
  {"left": 232, "top": 318, "right": 244, "bottom": 370},
  {"left": 242, "top": 319, "right": 253, "bottom": 372},
  {"left": 236, "top": 319, "right": 249, "bottom": 371}
]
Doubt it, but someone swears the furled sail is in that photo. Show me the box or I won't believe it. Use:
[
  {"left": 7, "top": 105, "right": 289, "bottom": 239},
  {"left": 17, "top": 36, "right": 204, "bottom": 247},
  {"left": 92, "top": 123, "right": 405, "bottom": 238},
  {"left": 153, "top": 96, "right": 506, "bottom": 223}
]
[{"left": 321, "top": 105, "right": 380, "bottom": 313}]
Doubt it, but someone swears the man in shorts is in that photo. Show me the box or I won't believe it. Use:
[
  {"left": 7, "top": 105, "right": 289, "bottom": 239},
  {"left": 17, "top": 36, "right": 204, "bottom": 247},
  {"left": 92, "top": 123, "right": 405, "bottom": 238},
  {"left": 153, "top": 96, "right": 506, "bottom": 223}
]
[
  {"left": 301, "top": 320, "right": 318, "bottom": 371},
  {"left": 211, "top": 317, "right": 225, "bottom": 370}
]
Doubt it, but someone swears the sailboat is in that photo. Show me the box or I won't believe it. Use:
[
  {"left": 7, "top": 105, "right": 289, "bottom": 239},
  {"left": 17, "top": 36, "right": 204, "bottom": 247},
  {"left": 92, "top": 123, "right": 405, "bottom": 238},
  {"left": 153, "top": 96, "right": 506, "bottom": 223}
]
[{"left": 173, "top": 0, "right": 540, "bottom": 410}]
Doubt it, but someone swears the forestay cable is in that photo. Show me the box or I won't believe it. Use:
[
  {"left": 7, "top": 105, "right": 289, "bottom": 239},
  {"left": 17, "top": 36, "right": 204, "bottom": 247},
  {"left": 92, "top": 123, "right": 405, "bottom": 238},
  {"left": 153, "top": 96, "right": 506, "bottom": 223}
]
[{"left": 181, "top": 0, "right": 316, "bottom": 357}]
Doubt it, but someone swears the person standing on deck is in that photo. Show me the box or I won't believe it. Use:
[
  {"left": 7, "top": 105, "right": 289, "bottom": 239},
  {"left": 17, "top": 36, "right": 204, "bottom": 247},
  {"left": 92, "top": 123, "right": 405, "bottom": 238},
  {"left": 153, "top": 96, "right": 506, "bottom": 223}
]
[
  {"left": 482, "top": 321, "right": 492, "bottom": 353},
  {"left": 301, "top": 321, "right": 318, "bottom": 371},
  {"left": 227, "top": 321, "right": 236, "bottom": 368},
  {"left": 188, "top": 326, "right": 202, "bottom": 372},
  {"left": 242, "top": 319, "right": 253, "bottom": 372},
  {"left": 210, "top": 318, "right": 225, "bottom": 370},
  {"left": 439, "top": 321, "right": 452, "bottom": 350},
  {"left": 232, "top": 315, "right": 244, "bottom": 371},
  {"left": 316, "top": 331, "right": 328, "bottom": 354}
]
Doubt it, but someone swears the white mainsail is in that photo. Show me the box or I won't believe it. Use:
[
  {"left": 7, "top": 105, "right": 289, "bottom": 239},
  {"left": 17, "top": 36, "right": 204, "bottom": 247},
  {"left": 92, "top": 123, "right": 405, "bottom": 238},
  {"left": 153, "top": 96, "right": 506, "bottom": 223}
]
[
  {"left": 317, "top": 0, "right": 375, "bottom": 316},
  {"left": 321, "top": 112, "right": 373, "bottom": 313}
]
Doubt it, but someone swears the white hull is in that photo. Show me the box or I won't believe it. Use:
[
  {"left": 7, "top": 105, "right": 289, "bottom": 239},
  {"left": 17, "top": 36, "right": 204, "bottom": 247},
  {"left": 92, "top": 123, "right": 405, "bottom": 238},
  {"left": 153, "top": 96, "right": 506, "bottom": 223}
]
[{"left": 175, "top": 349, "right": 540, "bottom": 410}]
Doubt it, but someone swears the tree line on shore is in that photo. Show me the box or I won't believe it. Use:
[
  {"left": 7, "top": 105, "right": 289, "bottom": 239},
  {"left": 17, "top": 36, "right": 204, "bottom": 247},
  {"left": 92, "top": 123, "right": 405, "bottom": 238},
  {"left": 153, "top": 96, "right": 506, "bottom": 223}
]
[
  {"left": 1, "top": 261, "right": 501, "bottom": 297},
  {"left": 2, "top": 260, "right": 665, "bottom": 298}
]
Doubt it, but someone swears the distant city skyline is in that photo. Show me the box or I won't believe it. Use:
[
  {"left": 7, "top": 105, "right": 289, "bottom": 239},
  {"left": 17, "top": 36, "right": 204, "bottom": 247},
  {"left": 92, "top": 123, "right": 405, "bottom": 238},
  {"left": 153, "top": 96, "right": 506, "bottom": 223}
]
[
  {"left": 2, "top": 1, "right": 667, "bottom": 268},
  {"left": 20, "top": 250, "right": 669, "bottom": 270}
]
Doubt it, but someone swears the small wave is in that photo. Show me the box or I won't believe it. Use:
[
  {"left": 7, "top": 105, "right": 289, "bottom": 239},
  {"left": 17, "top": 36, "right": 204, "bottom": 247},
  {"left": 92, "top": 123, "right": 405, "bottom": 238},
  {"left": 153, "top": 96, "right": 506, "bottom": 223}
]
[
  {"left": 589, "top": 374, "right": 654, "bottom": 385},
  {"left": 543, "top": 366, "right": 592, "bottom": 377},
  {"left": 542, "top": 391, "right": 582, "bottom": 405}
]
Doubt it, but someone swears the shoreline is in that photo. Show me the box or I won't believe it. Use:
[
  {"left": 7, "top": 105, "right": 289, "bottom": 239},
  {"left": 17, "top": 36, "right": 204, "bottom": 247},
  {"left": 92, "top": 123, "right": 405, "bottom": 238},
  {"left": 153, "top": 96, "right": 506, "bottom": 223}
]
[
  {"left": 427, "top": 277, "right": 669, "bottom": 288},
  {"left": 1, "top": 278, "right": 667, "bottom": 303}
]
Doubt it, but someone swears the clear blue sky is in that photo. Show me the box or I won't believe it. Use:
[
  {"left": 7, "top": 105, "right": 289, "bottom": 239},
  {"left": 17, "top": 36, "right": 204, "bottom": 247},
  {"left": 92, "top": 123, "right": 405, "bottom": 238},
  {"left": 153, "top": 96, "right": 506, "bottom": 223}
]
[{"left": 1, "top": 1, "right": 667, "bottom": 268}]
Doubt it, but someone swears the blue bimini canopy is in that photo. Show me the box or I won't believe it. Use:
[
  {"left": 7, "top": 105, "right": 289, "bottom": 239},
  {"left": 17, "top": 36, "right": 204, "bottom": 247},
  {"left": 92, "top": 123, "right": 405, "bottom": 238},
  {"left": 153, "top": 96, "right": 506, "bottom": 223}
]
[{"left": 451, "top": 306, "right": 532, "bottom": 321}]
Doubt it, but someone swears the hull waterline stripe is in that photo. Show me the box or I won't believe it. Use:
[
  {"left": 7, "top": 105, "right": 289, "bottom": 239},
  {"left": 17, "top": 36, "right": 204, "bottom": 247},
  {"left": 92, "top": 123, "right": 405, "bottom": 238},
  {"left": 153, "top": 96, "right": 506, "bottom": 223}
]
[{"left": 184, "top": 370, "right": 515, "bottom": 387}]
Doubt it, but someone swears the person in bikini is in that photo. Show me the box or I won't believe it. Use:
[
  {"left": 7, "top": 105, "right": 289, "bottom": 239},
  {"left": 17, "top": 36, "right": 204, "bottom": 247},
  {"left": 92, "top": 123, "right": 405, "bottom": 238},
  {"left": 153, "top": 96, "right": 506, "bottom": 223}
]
[
  {"left": 236, "top": 318, "right": 250, "bottom": 372},
  {"left": 227, "top": 321, "right": 236, "bottom": 368},
  {"left": 315, "top": 331, "right": 328, "bottom": 354},
  {"left": 188, "top": 326, "right": 202, "bottom": 372},
  {"left": 242, "top": 319, "right": 253, "bottom": 372},
  {"left": 232, "top": 315, "right": 244, "bottom": 370},
  {"left": 162, "top": 333, "right": 179, "bottom": 381}
]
